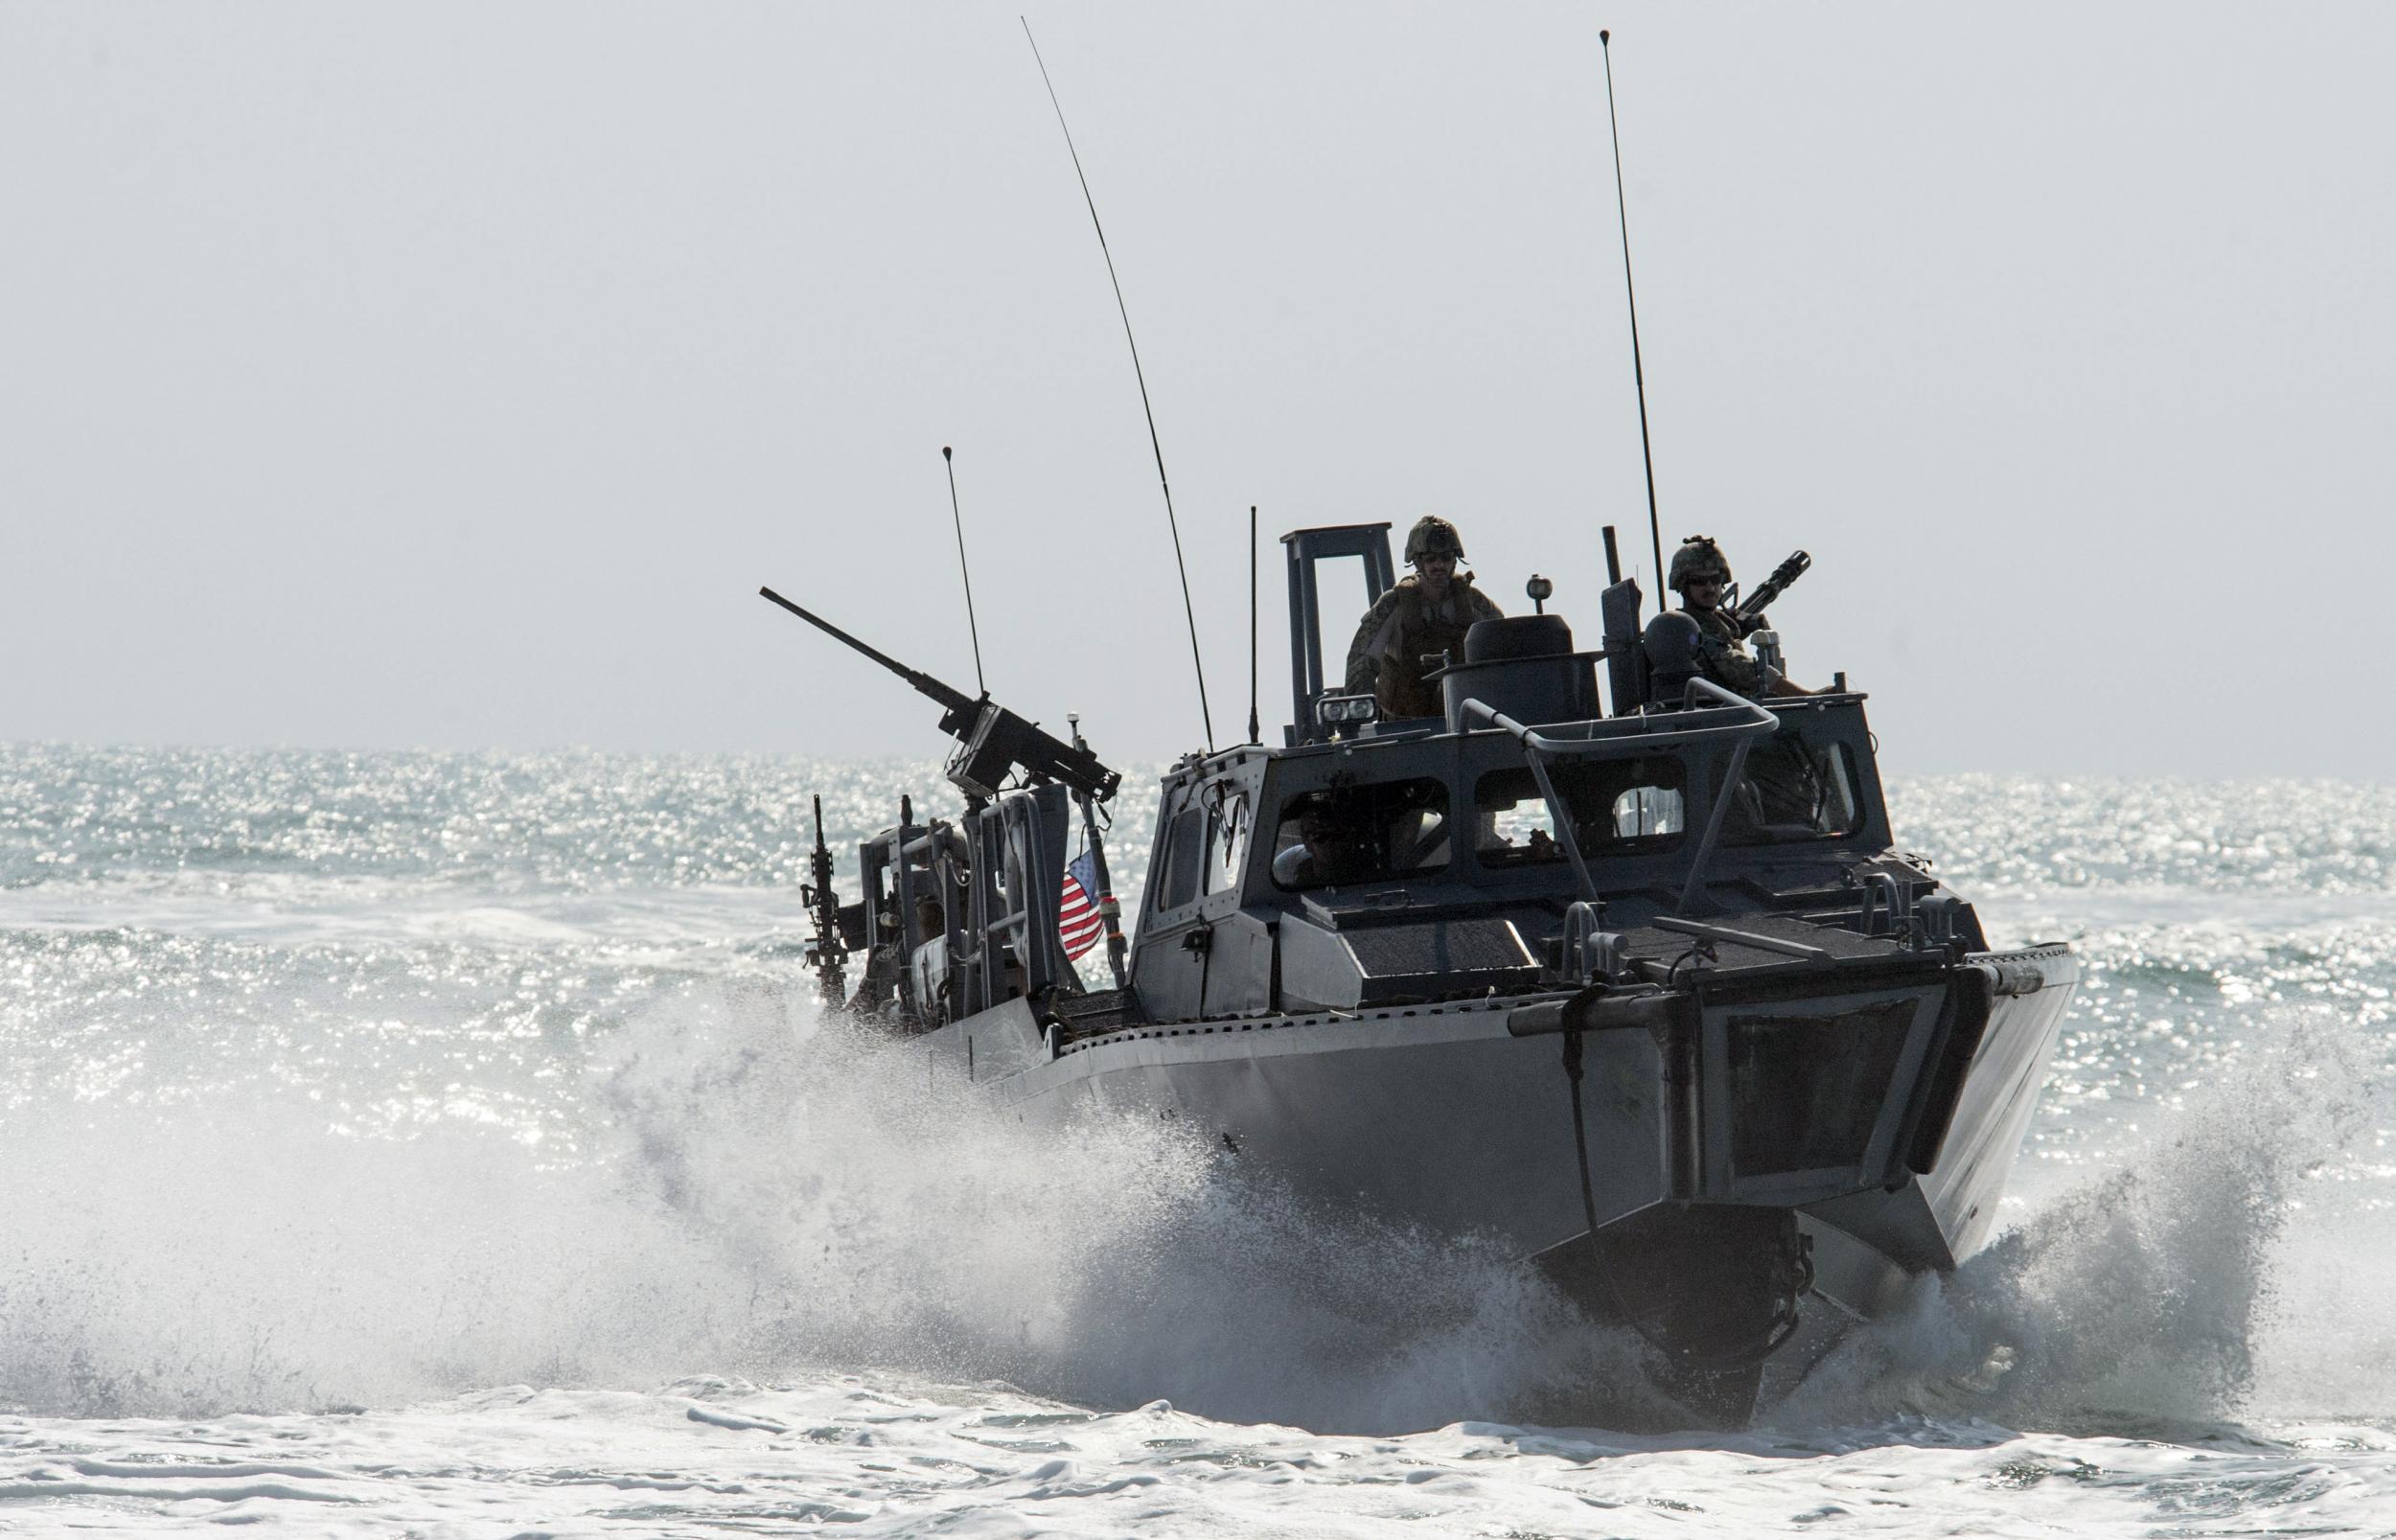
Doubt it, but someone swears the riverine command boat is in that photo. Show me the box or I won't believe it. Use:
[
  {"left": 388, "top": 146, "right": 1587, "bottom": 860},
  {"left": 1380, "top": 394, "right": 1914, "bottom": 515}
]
[{"left": 764, "top": 519, "right": 2075, "bottom": 1426}]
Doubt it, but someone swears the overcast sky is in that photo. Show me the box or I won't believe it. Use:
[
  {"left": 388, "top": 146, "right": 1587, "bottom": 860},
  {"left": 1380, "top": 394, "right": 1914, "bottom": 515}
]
[{"left": 5, "top": 2, "right": 2390, "bottom": 779}]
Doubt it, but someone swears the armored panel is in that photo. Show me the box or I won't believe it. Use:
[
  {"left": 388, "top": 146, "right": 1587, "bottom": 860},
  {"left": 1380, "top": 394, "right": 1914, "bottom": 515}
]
[
  {"left": 1696, "top": 984, "right": 1945, "bottom": 1205},
  {"left": 1278, "top": 914, "right": 1363, "bottom": 1012},
  {"left": 1463, "top": 614, "right": 1573, "bottom": 663},
  {"left": 1440, "top": 654, "right": 1601, "bottom": 736},
  {"left": 1642, "top": 611, "right": 1703, "bottom": 706},
  {"left": 1600, "top": 578, "right": 1647, "bottom": 715},
  {"left": 1722, "top": 999, "right": 1917, "bottom": 1176},
  {"left": 1201, "top": 913, "right": 1277, "bottom": 1019},
  {"left": 1345, "top": 917, "right": 1539, "bottom": 998},
  {"left": 924, "top": 998, "right": 1048, "bottom": 1085}
]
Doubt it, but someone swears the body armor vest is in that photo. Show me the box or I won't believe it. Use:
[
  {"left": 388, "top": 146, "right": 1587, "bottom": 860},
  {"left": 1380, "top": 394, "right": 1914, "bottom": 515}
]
[{"left": 1379, "top": 586, "right": 1482, "bottom": 719}]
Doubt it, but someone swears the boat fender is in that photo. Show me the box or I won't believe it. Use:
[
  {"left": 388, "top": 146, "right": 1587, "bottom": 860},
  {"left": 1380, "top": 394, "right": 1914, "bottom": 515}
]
[
  {"left": 1985, "top": 958, "right": 2045, "bottom": 997},
  {"left": 1507, "top": 985, "right": 1688, "bottom": 1040}
]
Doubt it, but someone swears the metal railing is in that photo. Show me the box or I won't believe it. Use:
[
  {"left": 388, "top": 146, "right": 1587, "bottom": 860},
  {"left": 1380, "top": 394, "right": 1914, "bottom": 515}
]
[{"left": 1458, "top": 678, "right": 1778, "bottom": 912}]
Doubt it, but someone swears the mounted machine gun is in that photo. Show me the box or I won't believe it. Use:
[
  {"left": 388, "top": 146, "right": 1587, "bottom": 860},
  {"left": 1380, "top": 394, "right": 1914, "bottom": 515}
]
[
  {"left": 762, "top": 585, "right": 1130, "bottom": 1022},
  {"left": 1727, "top": 549, "right": 1810, "bottom": 631},
  {"left": 759, "top": 586, "right": 1119, "bottom": 806}
]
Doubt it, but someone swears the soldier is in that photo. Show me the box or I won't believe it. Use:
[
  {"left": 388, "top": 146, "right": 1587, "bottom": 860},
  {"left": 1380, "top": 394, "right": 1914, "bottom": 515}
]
[
  {"left": 1657, "top": 534, "right": 1837, "bottom": 829},
  {"left": 1668, "top": 536, "right": 1813, "bottom": 699},
  {"left": 1344, "top": 516, "right": 1505, "bottom": 720}
]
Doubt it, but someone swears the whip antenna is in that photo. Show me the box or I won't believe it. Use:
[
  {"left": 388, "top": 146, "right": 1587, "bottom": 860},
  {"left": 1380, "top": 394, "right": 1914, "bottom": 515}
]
[
  {"left": 941, "top": 446, "right": 987, "bottom": 696},
  {"left": 1599, "top": 29, "right": 1667, "bottom": 597},
  {"left": 1022, "top": 17, "right": 1214, "bottom": 751},
  {"left": 1247, "top": 505, "right": 1260, "bottom": 746}
]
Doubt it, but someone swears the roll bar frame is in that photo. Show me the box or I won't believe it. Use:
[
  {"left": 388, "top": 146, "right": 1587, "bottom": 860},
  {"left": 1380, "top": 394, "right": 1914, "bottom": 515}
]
[{"left": 1458, "top": 678, "right": 1779, "bottom": 914}]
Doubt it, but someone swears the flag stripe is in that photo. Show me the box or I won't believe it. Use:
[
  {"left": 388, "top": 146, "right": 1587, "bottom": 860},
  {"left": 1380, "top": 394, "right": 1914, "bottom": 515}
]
[{"left": 1059, "top": 851, "right": 1105, "bottom": 961}]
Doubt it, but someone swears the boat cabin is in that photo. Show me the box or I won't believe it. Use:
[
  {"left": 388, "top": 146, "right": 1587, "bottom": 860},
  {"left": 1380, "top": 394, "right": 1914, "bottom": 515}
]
[{"left": 839, "top": 520, "right": 1951, "bottom": 1036}]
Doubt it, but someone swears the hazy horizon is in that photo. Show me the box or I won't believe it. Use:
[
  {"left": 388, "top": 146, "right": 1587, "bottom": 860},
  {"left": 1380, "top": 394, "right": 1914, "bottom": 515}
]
[{"left": 7, "top": 3, "right": 2391, "bottom": 781}]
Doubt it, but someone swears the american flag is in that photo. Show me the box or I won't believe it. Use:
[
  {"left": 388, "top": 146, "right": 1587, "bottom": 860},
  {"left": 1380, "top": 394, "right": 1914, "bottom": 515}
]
[{"left": 1058, "top": 849, "right": 1105, "bottom": 961}]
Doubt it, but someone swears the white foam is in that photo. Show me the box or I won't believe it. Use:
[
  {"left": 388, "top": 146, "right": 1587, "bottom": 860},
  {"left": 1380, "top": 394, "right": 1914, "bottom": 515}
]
[
  {"left": 0, "top": 984, "right": 1644, "bottom": 1432},
  {"left": 1781, "top": 1004, "right": 2395, "bottom": 1433}
]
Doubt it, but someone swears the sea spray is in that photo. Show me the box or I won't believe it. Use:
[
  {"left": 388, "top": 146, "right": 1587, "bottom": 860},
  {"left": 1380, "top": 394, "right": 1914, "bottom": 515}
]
[
  {"left": 588, "top": 990, "right": 1666, "bottom": 1432},
  {"left": 1780, "top": 1003, "right": 2390, "bottom": 1433},
  {"left": 5, "top": 747, "right": 2392, "bottom": 1446},
  {"left": 0, "top": 977, "right": 1651, "bottom": 1430},
  {"left": 7, "top": 953, "right": 2384, "bottom": 1433}
]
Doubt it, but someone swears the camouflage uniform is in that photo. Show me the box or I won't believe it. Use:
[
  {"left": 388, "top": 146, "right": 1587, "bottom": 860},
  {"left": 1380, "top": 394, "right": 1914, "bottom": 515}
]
[
  {"left": 1344, "top": 574, "right": 1505, "bottom": 719},
  {"left": 1668, "top": 535, "right": 1775, "bottom": 697},
  {"left": 1687, "top": 602, "right": 1773, "bottom": 696}
]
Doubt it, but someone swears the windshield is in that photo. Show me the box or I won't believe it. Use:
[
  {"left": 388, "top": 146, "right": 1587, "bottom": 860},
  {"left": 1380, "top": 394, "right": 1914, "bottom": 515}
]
[
  {"left": 1474, "top": 756, "right": 1687, "bottom": 868},
  {"left": 1723, "top": 729, "right": 1862, "bottom": 843},
  {"left": 1270, "top": 777, "right": 1450, "bottom": 890}
]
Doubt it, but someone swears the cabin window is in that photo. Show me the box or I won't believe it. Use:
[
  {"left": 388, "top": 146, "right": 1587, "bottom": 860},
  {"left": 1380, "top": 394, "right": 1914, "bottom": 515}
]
[
  {"left": 1473, "top": 757, "right": 1688, "bottom": 868},
  {"left": 1157, "top": 803, "right": 1208, "bottom": 910},
  {"left": 1204, "top": 787, "right": 1252, "bottom": 896},
  {"left": 1724, "top": 734, "right": 1863, "bottom": 843},
  {"left": 1159, "top": 784, "right": 1254, "bottom": 909},
  {"left": 1269, "top": 777, "right": 1450, "bottom": 891}
]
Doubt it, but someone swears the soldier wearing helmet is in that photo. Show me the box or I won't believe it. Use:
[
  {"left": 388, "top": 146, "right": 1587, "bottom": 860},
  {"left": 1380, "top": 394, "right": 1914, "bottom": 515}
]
[
  {"left": 1343, "top": 516, "right": 1505, "bottom": 719},
  {"left": 1667, "top": 535, "right": 1812, "bottom": 698}
]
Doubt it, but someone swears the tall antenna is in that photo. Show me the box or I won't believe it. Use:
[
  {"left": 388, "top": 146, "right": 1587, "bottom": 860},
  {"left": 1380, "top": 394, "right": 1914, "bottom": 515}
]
[
  {"left": 1599, "top": 30, "right": 1667, "bottom": 600},
  {"left": 941, "top": 446, "right": 986, "bottom": 696},
  {"left": 1022, "top": 17, "right": 1214, "bottom": 751},
  {"left": 1247, "top": 505, "right": 1260, "bottom": 745}
]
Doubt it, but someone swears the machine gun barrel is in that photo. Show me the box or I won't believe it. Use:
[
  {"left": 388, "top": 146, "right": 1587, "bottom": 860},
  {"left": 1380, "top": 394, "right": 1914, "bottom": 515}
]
[
  {"left": 1732, "top": 549, "right": 1811, "bottom": 626},
  {"left": 760, "top": 586, "right": 979, "bottom": 718},
  {"left": 758, "top": 585, "right": 1121, "bottom": 806}
]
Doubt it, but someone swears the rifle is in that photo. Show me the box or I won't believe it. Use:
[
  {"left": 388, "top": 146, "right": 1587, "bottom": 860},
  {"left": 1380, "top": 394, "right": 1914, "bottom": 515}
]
[
  {"left": 1728, "top": 550, "right": 1811, "bottom": 630},
  {"left": 759, "top": 586, "right": 1121, "bottom": 805},
  {"left": 800, "top": 793, "right": 846, "bottom": 1007}
]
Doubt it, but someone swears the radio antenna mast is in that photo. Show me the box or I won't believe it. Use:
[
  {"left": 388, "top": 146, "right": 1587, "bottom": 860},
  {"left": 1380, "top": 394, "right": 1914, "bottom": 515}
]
[
  {"left": 1247, "top": 505, "right": 1260, "bottom": 745},
  {"left": 941, "top": 446, "right": 986, "bottom": 696},
  {"left": 1022, "top": 17, "right": 1214, "bottom": 751},
  {"left": 1599, "top": 30, "right": 1667, "bottom": 598}
]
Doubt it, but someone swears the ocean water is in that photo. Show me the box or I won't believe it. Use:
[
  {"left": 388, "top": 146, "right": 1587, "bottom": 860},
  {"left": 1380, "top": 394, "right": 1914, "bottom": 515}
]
[{"left": 1, "top": 744, "right": 2392, "bottom": 1535}]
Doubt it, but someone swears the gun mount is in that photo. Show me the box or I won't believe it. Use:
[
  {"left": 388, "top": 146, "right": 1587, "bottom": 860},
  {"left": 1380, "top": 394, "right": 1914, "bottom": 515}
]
[{"left": 759, "top": 586, "right": 1120, "bottom": 805}]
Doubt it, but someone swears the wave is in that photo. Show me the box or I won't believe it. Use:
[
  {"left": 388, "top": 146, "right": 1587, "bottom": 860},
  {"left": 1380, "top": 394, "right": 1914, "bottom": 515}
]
[
  {"left": 0, "top": 985, "right": 1640, "bottom": 1429},
  {"left": 1779, "top": 1004, "right": 2395, "bottom": 1434},
  {"left": 4, "top": 977, "right": 2389, "bottom": 1437}
]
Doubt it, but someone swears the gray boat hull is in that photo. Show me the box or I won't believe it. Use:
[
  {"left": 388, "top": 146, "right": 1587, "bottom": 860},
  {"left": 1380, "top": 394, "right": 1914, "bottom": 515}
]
[{"left": 920, "top": 943, "right": 2076, "bottom": 1419}]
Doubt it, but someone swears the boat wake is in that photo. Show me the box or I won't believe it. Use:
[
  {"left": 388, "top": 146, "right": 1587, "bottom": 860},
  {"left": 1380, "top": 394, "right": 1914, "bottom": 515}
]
[{"left": 1, "top": 987, "right": 2386, "bottom": 1438}]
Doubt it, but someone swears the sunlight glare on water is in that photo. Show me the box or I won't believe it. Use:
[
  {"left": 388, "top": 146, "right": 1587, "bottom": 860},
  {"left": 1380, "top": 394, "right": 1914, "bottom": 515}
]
[{"left": 0, "top": 747, "right": 2391, "bottom": 1534}]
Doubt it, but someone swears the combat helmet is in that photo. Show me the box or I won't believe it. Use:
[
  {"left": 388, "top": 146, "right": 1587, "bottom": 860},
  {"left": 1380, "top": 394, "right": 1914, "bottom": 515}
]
[
  {"left": 1404, "top": 516, "right": 1465, "bottom": 563},
  {"left": 1668, "top": 535, "right": 1732, "bottom": 593}
]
